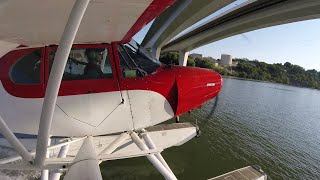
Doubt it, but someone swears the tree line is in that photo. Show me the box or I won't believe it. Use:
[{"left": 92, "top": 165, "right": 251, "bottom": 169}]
[{"left": 160, "top": 52, "right": 320, "bottom": 90}]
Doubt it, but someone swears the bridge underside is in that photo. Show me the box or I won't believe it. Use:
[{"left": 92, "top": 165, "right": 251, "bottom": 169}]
[
  {"left": 141, "top": 0, "right": 235, "bottom": 59},
  {"left": 144, "top": 0, "right": 320, "bottom": 66}
]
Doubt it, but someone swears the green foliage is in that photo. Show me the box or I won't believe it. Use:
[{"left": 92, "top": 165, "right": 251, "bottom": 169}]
[
  {"left": 234, "top": 59, "right": 320, "bottom": 89},
  {"left": 159, "top": 52, "right": 179, "bottom": 65},
  {"left": 160, "top": 52, "right": 208, "bottom": 67},
  {"left": 213, "top": 66, "right": 229, "bottom": 75},
  {"left": 194, "top": 58, "right": 215, "bottom": 69},
  {"left": 187, "top": 58, "right": 196, "bottom": 67},
  {"left": 202, "top": 56, "right": 216, "bottom": 62},
  {"left": 160, "top": 53, "right": 320, "bottom": 90}
]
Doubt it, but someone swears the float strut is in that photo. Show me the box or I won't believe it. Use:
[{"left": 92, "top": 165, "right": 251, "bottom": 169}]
[
  {"left": 49, "top": 142, "right": 70, "bottom": 180},
  {"left": 141, "top": 129, "right": 175, "bottom": 175},
  {"left": 99, "top": 132, "right": 129, "bottom": 155},
  {"left": 175, "top": 116, "right": 180, "bottom": 123},
  {"left": 40, "top": 137, "right": 51, "bottom": 180},
  {"left": 130, "top": 132, "right": 177, "bottom": 180}
]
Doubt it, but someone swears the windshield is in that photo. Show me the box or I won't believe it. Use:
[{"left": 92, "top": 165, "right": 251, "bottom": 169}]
[{"left": 118, "top": 39, "right": 161, "bottom": 77}]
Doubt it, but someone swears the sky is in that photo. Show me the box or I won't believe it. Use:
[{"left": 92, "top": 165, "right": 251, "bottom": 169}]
[
  {"left": 191, "top": 19, "right": 320, "bottom": 71},
  {"left": 133, "top": 1, "right": 320, "bottom": 71}
]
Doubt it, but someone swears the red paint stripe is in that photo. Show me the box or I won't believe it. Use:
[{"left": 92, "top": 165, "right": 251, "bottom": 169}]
[{"left": 122, "top": 0, "right": 176, "bottom": 42}]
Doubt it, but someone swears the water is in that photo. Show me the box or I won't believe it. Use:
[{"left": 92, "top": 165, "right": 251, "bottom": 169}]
[{"left": 101, "top": 78, "right": 320, "bottom": 180}]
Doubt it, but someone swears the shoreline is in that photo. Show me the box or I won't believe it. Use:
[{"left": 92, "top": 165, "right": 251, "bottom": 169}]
[{"left": 222, "top": 75, "right": 320, "bottom": 91}]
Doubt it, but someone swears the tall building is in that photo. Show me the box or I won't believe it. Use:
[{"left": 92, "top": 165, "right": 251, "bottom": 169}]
[{"left": 220, "top": 54, "right": 232, "bottom": 66}]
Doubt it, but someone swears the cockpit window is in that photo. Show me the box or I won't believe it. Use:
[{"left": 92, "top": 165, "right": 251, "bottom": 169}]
[
  {"left": 10, "top": 49, "right": 41, "bottom": 85},
  {"left": 49, "top": 48, "right": 113, "bottom": 80},
  {"left": 117, "top": 39, "right": 160, "bottom": 78}
]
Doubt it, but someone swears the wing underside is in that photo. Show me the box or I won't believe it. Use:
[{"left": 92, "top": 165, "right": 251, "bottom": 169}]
[{"left": 0, "top": 0, "right": 174, "bottom": 46}]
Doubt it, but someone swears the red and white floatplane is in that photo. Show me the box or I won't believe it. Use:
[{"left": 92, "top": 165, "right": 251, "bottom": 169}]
[{"left": 0, "top": 0, "right": 224, "bottom": 179}]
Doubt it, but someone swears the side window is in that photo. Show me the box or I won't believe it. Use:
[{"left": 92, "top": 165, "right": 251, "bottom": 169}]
[
  {"left": 10, "top": 49, "right": 41, "bottom": 85},
  {"left": 49, "top": 48, "right": 113, "bottom": 80}
]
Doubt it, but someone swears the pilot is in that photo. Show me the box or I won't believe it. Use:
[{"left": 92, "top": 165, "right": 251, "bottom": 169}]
[{"left": 83, "top": 49, "right": 104, "bottom": 79}]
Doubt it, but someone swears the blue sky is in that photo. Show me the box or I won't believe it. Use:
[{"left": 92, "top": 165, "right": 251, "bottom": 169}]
[
  {"left": 191, "top": 19, "right": 320, "bottom": 71},
  {"left": 133, "top": 1, "right": 320, "bottom": 71}
]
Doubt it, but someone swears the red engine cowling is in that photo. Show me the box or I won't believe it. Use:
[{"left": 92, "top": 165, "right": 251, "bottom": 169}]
[{"left": 172, "top": 66, "right": 222, "bottom": 116}]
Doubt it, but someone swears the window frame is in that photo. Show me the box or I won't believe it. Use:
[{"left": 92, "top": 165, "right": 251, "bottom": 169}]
[
  {"left": 0, "top": 47, "right": 45, "bottom": 98},
  {"left": 116, "top": 43, "right": 161, "bottom": 79},
  {"left": 45, "top": 44, "right": 120, "bottom": 96},
  {"left": 9, "top": 48, "right": 44, "bottom": 85},
  {"left": 117, "top": 44, "right": 146, "bottom": 78}
]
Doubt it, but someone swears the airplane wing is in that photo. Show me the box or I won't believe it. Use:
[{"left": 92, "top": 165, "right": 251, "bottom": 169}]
[{"left": 0, "top": 0, "right": 174, "bottom": 46}]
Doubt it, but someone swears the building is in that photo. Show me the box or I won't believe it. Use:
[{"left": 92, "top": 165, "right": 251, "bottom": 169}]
[
  {"left": 189, "top": 53, "right": 202, "bottom": 59},
  {"left": 220, "top": 54, "right": 232, "bottom": 66},
  {"left": 232, "top": 60, "right": 239, "bottom": 67}
]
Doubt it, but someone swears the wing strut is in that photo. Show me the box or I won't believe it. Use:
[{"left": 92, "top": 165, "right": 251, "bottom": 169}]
[
  {"left": 34, "top": 0, "right": 90, "bottom": 167},
  {"left": 0, "top": 115, "right": 33, "bottom": 163}
]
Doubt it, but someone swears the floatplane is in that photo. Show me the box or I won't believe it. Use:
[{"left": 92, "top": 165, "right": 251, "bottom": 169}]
[{"left": 0, "top": 0, "right": 267, "bottom": 179}]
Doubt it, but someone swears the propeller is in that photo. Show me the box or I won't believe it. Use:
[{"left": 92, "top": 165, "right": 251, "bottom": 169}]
[
  {"left": 175, "top": 95, "right": 220, "bottom": 124},
  {"left": 191, "top": 95, "right": 220, "bottom": 137},
  {"left": 206, "top": 95, "right": 220, "bottom": 119}
]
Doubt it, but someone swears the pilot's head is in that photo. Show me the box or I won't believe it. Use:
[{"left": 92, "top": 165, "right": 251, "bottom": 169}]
[{"left": 85, "top": 49, "right": 104, "bottom": 64}]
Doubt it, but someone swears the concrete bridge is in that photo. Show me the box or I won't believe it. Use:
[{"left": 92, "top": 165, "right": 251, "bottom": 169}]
[
  {"left": 141, "top": 0, "right": 236, "bottom": 60},
  {"left": 144, "top": 0, "right": 320, "bottom": 66}
]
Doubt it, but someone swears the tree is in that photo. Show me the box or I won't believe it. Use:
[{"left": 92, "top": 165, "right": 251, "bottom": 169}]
[
  {"left": 159, "top": 52, "right": 179, "bottom": 65},
  {"left": 161, "top": 53, "right": 320, "bottom": 89},
  {"left": 187, "top": 58, "right": 196, "bottom": 67},
  {"left": 214, "top": 66, "right": 228, "bottom": 75},
  {"left": 160, "top": 52, "right": 196, "bottom": 67},
  {"left": 238, "top": 72, "right": 247, "bottom": 78},
  {"left": 284, "top": 62, "right": 292, "bottom": 69},
  {"left": 194, "top": 58, "right": 215, "bottom": 69}
]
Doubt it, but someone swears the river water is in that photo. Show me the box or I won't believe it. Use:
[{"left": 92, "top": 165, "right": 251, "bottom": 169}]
[{"left": 101, "top": 78, "right": 320, "bottom": 180}]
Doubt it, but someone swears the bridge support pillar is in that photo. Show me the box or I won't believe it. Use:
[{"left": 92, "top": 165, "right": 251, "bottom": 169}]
[
  {"left": 179, "top": 50, "right": 189, "bottom": 66},
  {"left": 152, "top": 47, "right": 162, "bottom": 60}
]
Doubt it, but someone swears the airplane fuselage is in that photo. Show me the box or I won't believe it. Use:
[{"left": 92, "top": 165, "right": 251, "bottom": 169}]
[{"left": 0, "top": 40, "right": 222, "bottom": 136}]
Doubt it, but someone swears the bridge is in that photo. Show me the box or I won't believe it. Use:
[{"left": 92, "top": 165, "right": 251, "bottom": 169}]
[
  {"left": 144, "top": 0, "right": 320, "bottom": 66},
  {"left": 141, "top": 0, "right": 236, "bottom": 59}
]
